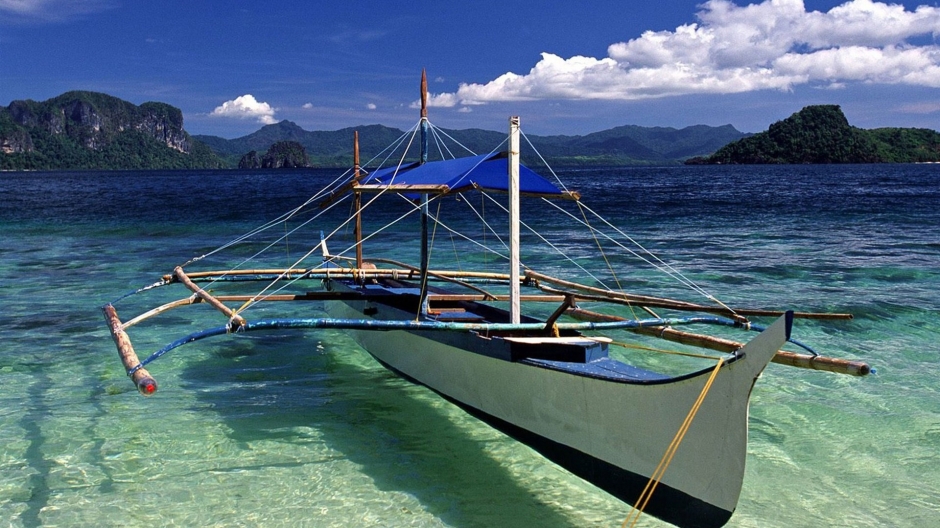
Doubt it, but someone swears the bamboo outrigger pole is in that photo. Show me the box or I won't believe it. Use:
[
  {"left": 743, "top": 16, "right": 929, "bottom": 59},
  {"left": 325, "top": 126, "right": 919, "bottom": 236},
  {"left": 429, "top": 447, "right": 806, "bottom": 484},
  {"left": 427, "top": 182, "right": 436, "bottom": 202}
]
[
  {"left": 528, "top": 269, "right": 853, "bottom": 320},
  {"left": 567, "top": 307, "right": 871, "bottom": 376}
]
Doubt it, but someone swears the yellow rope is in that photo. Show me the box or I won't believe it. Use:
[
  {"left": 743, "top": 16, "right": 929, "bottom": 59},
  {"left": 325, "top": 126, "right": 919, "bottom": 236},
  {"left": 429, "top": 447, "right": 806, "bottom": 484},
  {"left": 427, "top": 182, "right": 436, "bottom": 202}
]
[{"left": 622, "top": 357, "right": 726, "bottom": 528}]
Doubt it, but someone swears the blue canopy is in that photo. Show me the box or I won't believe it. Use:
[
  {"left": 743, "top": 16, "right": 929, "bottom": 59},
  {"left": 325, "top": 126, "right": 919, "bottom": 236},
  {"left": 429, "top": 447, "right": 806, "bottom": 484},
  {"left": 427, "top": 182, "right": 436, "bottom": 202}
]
[{"left": 360, "top": 152, "right": 571, "bottom": 197}]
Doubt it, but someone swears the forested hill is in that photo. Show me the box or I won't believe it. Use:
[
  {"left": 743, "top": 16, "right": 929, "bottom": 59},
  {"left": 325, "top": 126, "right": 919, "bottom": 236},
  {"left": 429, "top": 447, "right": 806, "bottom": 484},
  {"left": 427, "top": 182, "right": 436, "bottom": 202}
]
[
  {"left": 195, "top": 120, "right": 749, "bottom": 168},
  {"left": 0, "top": 91, "right": 224, "bottom": 170},
  {"left": 690, "top": 105, "right": 940, "bottom": 164}
]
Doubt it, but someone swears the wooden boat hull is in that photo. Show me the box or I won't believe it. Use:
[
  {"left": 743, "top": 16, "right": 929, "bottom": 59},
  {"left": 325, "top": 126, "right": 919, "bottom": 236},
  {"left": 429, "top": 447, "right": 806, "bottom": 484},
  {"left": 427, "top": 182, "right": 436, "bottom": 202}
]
[{"left": 326, "top": 284, "right": 789, "bottom": 528}]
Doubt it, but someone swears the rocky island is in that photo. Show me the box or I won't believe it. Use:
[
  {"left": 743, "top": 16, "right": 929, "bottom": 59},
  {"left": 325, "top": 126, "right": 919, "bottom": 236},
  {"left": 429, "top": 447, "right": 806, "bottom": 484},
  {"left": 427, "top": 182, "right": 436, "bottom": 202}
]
[
  {"left": 0, "top": 91, "right": 224, "bottom": 170},
  {"left": 688, "top": 105, "right": 940, "bottom": 164}
]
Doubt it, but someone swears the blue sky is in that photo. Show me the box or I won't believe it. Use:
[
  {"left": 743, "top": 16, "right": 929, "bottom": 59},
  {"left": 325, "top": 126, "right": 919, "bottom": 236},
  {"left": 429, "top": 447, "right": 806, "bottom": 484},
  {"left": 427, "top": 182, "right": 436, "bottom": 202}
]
[{"left": 2, "top": 0, "right": 939, "bottom": 138}]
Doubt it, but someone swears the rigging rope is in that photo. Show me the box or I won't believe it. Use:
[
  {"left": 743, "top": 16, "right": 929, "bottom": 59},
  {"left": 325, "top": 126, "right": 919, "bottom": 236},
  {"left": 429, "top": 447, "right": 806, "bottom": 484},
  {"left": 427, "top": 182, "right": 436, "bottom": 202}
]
[
  {"left": 542, "top": 197, "right": 739, "bottom": 316},
  {"left": 477, "top": 191, "right": 611, "bottom": 288},
  {"left": 232, "top": 123, "right": 427, "bottom": 316}
]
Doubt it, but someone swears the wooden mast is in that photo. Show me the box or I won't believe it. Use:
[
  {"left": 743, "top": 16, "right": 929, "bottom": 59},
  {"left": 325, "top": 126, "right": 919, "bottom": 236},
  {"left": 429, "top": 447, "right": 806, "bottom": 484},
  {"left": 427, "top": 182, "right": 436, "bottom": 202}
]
[
  {"left": 508, "top": 116, "right": 521, "bottom": 324},
  {"left": 354, "top": 130, "right": 363, "bottom": 270},
  {"left": 419, "top": 69, "right": 431, "bottom": 315}
]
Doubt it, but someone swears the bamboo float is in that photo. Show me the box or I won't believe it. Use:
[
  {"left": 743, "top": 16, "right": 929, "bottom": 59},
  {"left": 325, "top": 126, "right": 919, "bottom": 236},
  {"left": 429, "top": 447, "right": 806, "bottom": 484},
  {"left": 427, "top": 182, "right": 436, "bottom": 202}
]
[
  {"left": 527, "top": 270, "right": 853, "bottom": 320},
  {"left": 567, "top": 307, "right": 870, "bottom": 376},
  {"left": 102, "top": 304, "right": 158, "bottom": 394}
]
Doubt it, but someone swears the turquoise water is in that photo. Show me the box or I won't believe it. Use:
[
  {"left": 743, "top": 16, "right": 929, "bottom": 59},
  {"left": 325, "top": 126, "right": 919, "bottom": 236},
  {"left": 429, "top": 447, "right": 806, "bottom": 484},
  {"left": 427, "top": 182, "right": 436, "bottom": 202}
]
[{"left": 1, "top": 165, "right": 938, "bottom": 527}]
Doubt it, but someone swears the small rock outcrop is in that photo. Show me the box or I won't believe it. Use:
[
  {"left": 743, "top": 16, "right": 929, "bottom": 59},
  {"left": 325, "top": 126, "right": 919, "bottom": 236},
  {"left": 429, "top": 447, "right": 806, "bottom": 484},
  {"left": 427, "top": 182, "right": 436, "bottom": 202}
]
[{"left": 239, "top": 141, "right": 310, "bottom": 169}]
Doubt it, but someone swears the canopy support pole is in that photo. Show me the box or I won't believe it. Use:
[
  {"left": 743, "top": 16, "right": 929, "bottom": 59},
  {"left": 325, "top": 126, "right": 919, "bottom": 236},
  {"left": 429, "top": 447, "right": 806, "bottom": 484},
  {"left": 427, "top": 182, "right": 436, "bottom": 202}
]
[
  {"left": 354, "top": 130, "right": 363, "bottom": 270},
  {"left": 508, "top": 116, "right": 521, "bottom": 324}
]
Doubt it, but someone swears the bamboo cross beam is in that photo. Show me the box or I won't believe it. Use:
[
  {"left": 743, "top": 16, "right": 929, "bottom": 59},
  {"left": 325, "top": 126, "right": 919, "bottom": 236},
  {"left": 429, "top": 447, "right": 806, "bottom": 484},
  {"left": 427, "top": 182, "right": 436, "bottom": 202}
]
[
  {"left": 174, "top": 266, "right": 246, "bottom": 327},
  {"left": 121, "top": 292, "right": 368, "bottom": 330},
  {"left": 176, "top": 267, "right": 513, "bottom": 283},
  {"left": 566, "top": 307, "right": 871, "bottom": 376},
  {"left": 102, "top": 304, "right": 158, "bottom": 395},
  {"left": 527, "top": 270, "right": 853, "bottom": 320}
]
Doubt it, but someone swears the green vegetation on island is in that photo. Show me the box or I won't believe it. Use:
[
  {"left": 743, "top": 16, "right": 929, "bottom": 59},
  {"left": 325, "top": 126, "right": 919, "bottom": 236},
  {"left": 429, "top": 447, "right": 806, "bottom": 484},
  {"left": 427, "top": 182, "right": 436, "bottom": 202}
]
[
  {"left": 238, "top": 141, "right": 310, "bottom": 168},
  {"left": 689, "top": 105, "right": 940, "bottom": 164},
  {"left": 0, "top": 91, "right": 224, "bottom": 170}
]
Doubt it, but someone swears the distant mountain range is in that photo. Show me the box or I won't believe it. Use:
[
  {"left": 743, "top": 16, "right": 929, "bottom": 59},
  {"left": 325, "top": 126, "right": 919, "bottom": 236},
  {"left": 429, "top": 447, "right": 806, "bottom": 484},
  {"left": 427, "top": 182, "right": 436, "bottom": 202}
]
[
  {"left": 6, "top": 91, "right": 939, "bottom": 171},
  {"left": 0, "top": 91, "right": 749, "bottom": 170},
  {"left": 194, "top": 120, "right": 750, "bottom": 168}
]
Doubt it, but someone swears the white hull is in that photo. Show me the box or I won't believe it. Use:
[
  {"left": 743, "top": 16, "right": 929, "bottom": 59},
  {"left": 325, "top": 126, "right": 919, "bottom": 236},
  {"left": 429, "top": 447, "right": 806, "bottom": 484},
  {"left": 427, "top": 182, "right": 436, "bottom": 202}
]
[{"left": 328, "top": 293, "right": 789, "bottom": 528}]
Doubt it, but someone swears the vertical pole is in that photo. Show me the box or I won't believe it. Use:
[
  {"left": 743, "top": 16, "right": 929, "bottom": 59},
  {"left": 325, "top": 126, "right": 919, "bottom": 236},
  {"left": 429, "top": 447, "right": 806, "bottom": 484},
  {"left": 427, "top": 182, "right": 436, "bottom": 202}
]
[
  {"left": 419, "top": 69, "right": 431, "bottom": 316},
  {"left": 420, "top": 69, "right": 429, "bottom": 164},
  {"left": 354, "top": 130, "right": 363, "bottom": 270},
  {"left": 508, "top": 116, "right": 521, "bottom": 324}
]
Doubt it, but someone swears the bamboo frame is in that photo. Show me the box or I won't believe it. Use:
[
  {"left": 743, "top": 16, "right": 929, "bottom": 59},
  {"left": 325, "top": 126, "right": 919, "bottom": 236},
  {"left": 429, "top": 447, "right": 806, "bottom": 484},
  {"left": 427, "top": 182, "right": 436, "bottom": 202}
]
[
  {"left": 174, "top": 266, "right": 246, "bottom": 327},
  {"left": 527, "top": 270, "right": 853, "bottom": 320},
  {"left": 175, "top": 267, "right": 512, "bottom": 282},
  {"left": 567, "top": 307, "right": 870, "bottom": 376}
]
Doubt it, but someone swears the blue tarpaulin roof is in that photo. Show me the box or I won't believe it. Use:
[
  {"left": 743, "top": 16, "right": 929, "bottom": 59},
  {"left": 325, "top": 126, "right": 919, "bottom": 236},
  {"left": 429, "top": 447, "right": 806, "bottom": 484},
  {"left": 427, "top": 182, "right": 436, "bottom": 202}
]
[{"left": 361, "top": 152, "right": 568, "bottom": 197}]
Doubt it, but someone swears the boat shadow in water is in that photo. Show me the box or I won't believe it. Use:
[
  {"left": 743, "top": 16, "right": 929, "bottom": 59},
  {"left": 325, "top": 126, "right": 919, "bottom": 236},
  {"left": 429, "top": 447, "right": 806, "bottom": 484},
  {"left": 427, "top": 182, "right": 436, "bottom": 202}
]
[{"left": 178, "top": 329, "right": 611, "bottom": 527}]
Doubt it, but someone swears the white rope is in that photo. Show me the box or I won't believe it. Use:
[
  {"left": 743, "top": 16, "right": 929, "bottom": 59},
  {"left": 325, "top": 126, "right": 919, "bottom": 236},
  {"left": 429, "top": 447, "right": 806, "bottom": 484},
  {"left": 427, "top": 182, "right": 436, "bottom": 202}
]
[
  {"left": 236, "top": 122, "right": 426, "bottom": 314},
  {"left": 428, "top": 123, "right": 478, "bottom": 158},
  {"left": 241, "top": 194, "right": 430, "bottom": 309},
  {"left": 180, "top": 167, "right": 356, "bottom": 268},
  {"left": 521, "top": 130, "right": 574, "bottom": 195},
  {"left": 543, "top": 198, "right": 725, "bottom": 306},
  {"left": 520, "top": 125, "right": 725, "bottom": 306},
  {"left": 477, "top": 191, "right": 611, "bottom": 288}
]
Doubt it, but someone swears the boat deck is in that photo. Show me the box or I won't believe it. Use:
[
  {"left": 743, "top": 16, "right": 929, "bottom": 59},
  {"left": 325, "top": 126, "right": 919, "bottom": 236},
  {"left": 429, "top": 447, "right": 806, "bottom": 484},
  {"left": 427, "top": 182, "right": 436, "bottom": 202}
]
[{"left": 341, "top": 278, "right": 682, "bottom": 384}]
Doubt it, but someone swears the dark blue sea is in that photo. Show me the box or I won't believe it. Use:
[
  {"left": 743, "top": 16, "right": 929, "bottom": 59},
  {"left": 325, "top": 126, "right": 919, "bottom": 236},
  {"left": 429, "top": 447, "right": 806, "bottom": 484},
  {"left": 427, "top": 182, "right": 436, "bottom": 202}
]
[{"left": 1, "top": 164, "right": 938, "bottom": 527}]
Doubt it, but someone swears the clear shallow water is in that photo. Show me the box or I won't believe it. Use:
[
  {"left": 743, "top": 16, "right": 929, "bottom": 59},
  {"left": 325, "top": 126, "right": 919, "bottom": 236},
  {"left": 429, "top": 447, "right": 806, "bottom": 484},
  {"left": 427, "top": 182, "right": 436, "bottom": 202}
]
[{"left": 1, "top": 165, "right": 938, "bottom": 527}]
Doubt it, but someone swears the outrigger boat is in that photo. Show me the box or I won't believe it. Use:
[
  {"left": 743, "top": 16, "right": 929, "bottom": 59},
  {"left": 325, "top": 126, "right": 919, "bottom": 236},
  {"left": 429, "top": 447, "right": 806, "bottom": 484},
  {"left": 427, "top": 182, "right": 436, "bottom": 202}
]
[{"left": 103, "top": 71, "right": 870, "bottom": 528}]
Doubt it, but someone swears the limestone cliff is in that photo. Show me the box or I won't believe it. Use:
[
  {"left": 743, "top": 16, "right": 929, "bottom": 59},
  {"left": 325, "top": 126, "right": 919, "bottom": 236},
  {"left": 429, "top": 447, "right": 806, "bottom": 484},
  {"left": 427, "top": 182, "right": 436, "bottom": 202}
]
[{"left": 0, "top": 91, "right": 223, "bottom": 170}]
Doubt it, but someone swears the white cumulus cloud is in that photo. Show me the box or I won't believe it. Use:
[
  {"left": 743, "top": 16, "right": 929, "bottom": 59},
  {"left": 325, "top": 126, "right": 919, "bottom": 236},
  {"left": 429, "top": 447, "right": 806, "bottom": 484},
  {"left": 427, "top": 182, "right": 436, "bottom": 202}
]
[
  {"left": 441, "top": 0, "right": 940, "bottom": 105},
  {"left": 210, "top": 95, "right": 277, "bottom": 124}
]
